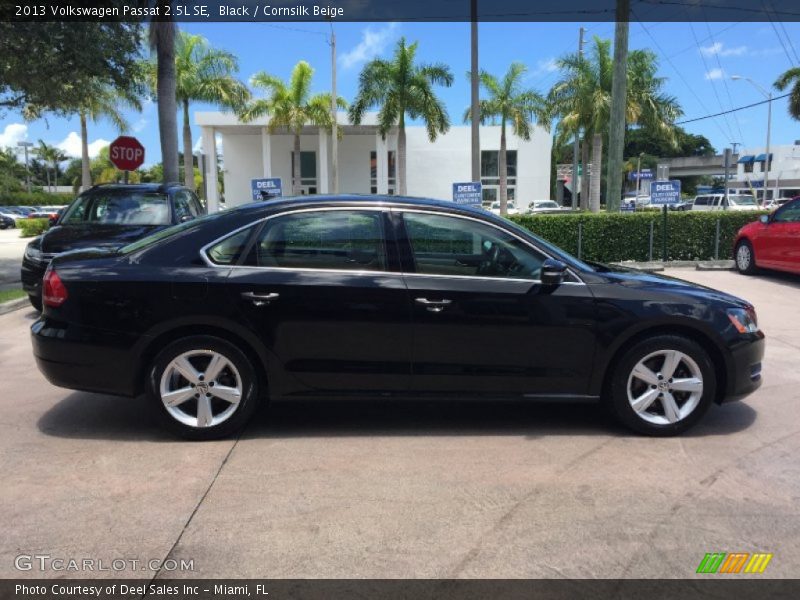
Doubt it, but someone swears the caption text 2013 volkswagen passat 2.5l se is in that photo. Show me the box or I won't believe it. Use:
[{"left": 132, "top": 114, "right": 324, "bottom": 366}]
[{"left": 31, "top": 196, "right": 764, "bottom": 439}]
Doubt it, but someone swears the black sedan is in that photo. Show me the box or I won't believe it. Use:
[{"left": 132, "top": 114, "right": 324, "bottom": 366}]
[
  {"left": 31, "top": 195, "right": 764, "bottom": 439},
  {"left": 22, "top": 183, "right": 204, "bottom": 311}
]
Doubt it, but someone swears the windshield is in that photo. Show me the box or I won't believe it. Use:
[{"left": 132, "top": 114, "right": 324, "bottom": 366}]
[
  {"left": 730, "top": 196, "right": 756, "bottom": 206},
  {"left": 61, "top": 192, "right": 171, "bottom": 226},
  {"left": 535, "top": 201, "right": 558, "bottom": 209}
]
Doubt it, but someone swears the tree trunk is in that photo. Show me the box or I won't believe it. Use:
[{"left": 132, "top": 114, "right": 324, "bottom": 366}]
[
  {"left": 80, "top": 112, "right": 91, "bottom": 191},
  {"left": 590, "top": 132, "right": 603, "bottom": 213},
  {"left": 154, "top": 19, "right": 179, "bottom": 184},
  {"left": 182, "top": 99, "right": 194, "bottom": 190},
  {"left": 499, "top": 120, "right": 508, "bottom": 216},
  {"left": 397, "top": 115, "right": 407, "bottom": 196},
  {"left": 293, "top": 133, "right": 302, "bottom": 195},
  {"left": 53, "top": 161, "right": 58, "bottom": 189},
  {"left": 46, "top": 169, "right": 51, "bottom": 192},
  {"left": 580, "top": 137, "right": 589, "bottom": 208}
]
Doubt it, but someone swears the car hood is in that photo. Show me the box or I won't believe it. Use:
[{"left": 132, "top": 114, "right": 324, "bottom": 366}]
[
  {"left": 590, "top": 264, "right": 751, "bottom": 308},
  {"left": 39, "top": 224, "right": 164, "bottom": 254}
]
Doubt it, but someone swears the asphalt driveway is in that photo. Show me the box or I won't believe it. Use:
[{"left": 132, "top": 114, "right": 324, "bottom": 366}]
[{"left": 1, "top": 268, "right": 798, "bottom": 579}]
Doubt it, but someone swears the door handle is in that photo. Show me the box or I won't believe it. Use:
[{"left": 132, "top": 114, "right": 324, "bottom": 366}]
[
  {"left": 415, "top": 298, "right": 452, "bottom": 313},
  {"left": 241, "top": 291, "right": 280, "bottom": 307}
]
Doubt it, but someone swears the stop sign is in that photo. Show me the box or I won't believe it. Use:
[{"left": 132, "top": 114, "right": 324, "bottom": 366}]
[{"left": 109, "top": 136, "right": 145, "bottom": 171}]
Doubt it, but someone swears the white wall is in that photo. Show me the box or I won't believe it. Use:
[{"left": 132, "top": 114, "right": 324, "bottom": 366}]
[{"left": 221, "top": 132, "right": 261, "bottom": 207}]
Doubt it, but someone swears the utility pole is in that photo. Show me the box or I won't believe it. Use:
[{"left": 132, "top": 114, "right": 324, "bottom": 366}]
[
  {"left": 605, "top": 0, "right": 630, "bottom": 212},
  {"left": 470, "top": 0, "right": 480, "bottom": 185},
  {"left": 330, "top": 23, "right": 339, "bottom": 194},
  {"left": 731, "top": 142, "right": 740, "bottom": 155},
  {"left": 571, "top": 26, "right": 585, "bottom": 209},
  {"left": 17, "top": 141, "right": 33, "bottom": 193}
]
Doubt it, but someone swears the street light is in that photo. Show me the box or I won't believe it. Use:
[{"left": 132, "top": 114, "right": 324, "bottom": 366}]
[
  {"left": 731, "top": 75, "right": 773, "bottom": 204},
  {"left": 16, "top": 141, "right": 33, "bottom": 193}
]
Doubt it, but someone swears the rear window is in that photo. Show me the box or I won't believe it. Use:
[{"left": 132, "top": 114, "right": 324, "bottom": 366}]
[{"left": 62, "top": 192, "right": 171, "bottom": 226}]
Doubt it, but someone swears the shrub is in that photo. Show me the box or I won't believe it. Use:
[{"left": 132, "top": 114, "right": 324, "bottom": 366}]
[
  {"left": 0, "top": 190, "right": 74, "bottom": 207},
  {"left": 508, "top": 210, "right": 769, "bottom": 262},
  {"left": 18, "top": 218, "right": 50, "bottom": 238}
]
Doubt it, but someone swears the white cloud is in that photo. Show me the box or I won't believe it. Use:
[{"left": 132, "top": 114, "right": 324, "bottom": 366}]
[
  {"left": 704, "top": 68, "right": 725, "bottom": 80},
  {"left": 700, "top": 42, "right": 747, "bottom": 57},
  {"left": 56, "top": 132, "right": 109, "bottom": 159},
  {"left": 0, "top": 123, "right": 28, "bottom": 149},
  {"left": 533, "top": 58, "right": 559, "bottom": 75},
  {"left": 132, "top": 118, "right": 147, "bottom": 133},
  {"left": 340, "top": 23, "right": 399, "bottom": 70}
]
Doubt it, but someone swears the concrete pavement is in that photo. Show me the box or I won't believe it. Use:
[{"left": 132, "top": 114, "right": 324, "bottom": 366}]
[
  {"left": 1, "top": 269, "right": 798, "bottom": 579},
  {"left": 0, "top": 227, "right": 28, "bottom": 291}
]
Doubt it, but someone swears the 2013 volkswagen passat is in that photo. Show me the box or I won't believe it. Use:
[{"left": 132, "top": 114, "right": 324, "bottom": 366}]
[{"left": 31, "top": 196, "right": 764, "bottom": 439}]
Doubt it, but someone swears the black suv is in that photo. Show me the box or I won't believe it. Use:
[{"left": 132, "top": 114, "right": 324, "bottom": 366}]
[{"left": 22, "top": 183, "right": 204, "bottom": 311}]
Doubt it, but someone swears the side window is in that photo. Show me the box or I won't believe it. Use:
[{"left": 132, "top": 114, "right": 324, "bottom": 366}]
[
  {"left": 774, "top": 200, "right": 800, "bottom": 223},
  {"left": 694, "top": 196, "right": 707, "bottom": 206},
  {"left": 250, "top": 210, "right": 387, "bottom": 271},
  {"left": 206, "top": 227, "right": 254, "bottom": 265},
  {"left": 174, "top": 191, "right": 199, "bottom": 221},
  {"left": 403, "top": 212, "right": 545, "bottom": 280}
]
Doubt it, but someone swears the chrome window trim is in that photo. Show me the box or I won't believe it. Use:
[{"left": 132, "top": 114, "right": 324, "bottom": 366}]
[{"left": 198, "top": 204, "right": 586, "bottom": 286}]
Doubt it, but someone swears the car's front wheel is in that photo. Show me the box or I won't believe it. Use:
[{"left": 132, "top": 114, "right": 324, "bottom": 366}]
[
  {"left": 147, "top": 336, "right": 260, "bottom": 440},
  {"left": 608, "top": 335, "right": 716, "bottom": 436},
  {"left": 735, "top": 239, "right": 757, "bottom": 275}
]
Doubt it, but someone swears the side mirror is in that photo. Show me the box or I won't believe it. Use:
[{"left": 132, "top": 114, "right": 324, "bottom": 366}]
[
  {"left": 179, "top": 214, "right": 195, "bottom": 223},
  {"left": 759, "top": 214, "right": 770, "bottom": 224},
  {"left": 541, "top": 258, "right": 568, "bottom": 286}
]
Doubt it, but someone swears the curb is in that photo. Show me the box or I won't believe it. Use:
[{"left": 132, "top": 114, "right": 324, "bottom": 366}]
[
  {"left": 0, "top": 297, "right": 30, "bottom": 316},
  {"left": 696, "top": 260, "right": 735, "bottom": 271},
  {"left": 612, "top": 260, "right": 735, "bottom": 272}
]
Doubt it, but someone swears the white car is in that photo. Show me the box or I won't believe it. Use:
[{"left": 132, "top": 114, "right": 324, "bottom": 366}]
[
  {"left": 691, "top": 194, "right": 760, "bottom": 211},
  {"left": 527, "top": 200, "right": 572, "bottom": 214},
  {"left": 488, "top": 201, "right": 520, "bottom": 216}
]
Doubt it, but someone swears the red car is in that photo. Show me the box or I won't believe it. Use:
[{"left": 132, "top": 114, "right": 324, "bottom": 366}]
[{"left": 734, "top": 197, "right": 800, "bottom": 275}]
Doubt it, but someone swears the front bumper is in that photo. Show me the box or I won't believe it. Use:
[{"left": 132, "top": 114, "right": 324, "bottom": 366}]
[
  {"left": 21, "top": 256, "right": 47, "bottom": 296},
  {"left": 720, "top": 332, "right": 765, "bottom": 403}
]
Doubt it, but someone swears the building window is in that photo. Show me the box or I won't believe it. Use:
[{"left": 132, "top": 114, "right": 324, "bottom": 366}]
[
  {"left": 481, "top": 150, "right": 517, "bottom": 204},
  {"left": 290, "top": 151, "right": 317, "bottom": 194},
  {"left": 369, "top": 151, "right": 396, "bottom": 195}
]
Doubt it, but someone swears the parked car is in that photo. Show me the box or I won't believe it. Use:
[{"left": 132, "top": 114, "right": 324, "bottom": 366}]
[
  {"left": 692, "top": 194, "right": 760, "bottom": 211},
  {"left": 0, "top": 214, "right": 15, "bottom": 229},
  {"left": 527, "top": 200, "right": 572, "bottom": 214},
  {"left": 488, "top": 201, "right": 520, "bottom": 216},
  {"left": 0, "top": 207, "right": 25, "bottom": 227},
  {"left": 27, "top": 206, "right": 67, "bottom": 226},
  {"left": 31, "top": 195, "right": 764, "bottom": 440},
  {"left": 734, "top": 197, "right": 800, "bottom": 276},
  {"left": 22, "top": 183, "right": 203, "bottom": 311},
  {"left": 762, "top": 197, "right": 794, "bottom": 211}
]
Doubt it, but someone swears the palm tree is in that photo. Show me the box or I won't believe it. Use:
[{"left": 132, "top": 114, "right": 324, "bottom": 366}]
[
  {"left": 34, "top": 140, "right": 67, "bottom": 191},
  {"left": 77, "top": 82, "right": 141, "bottom": 190},
  {"left": 149, "top": 13, "right": 179, "bottom": 184},
  {"left": 148, "top": 32, "right": 250, "bottom": 190},
  {"left": 349, "top": 38, "right": 454, "bottom": 195},
  {"left": 548, "top": 37, "right": 680, "bottom": 212},
  {"left": 240, "top": 61, "right": 345, "bottom": 196},
  {"left": 464, "top": 62, "right": 548, "bottom": 216},
  {"left": 774, "top": 67, "right": 800, "bottom": 120}
]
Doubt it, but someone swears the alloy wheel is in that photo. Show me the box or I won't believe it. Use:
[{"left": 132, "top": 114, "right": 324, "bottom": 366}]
[
  {"left": 159, "top": 350, "right": 243, "bottom": 428},
  {"left": 626, "top": 349, "right": 703, "bottom": 425},
  {"left": 736, "top": 243, "right": 752, "bottom": 271}
]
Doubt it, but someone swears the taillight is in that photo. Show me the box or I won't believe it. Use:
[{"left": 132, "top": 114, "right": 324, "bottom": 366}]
[{"left": 43, "top": 267, "right": 68, "bottom": 308}]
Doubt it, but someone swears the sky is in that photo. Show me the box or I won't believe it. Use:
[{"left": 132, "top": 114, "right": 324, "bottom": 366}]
[{"left": 2, "top": 20, "right": 800, "bottom": 168}]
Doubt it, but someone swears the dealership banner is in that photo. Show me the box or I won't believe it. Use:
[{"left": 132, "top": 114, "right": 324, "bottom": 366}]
[{"left": 5, "top": 0, "right": 800, "bottom": 22}]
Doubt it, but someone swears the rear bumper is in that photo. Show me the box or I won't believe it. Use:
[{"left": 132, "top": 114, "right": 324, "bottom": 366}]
[
  {"left": 31, "top": 317, "right": 140, "bottom": 397},
  {"left": 720, "top": 333, "right": 765, "bottom": 403}
]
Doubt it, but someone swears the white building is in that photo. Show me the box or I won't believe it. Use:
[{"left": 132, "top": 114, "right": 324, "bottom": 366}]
[
  {"left": 732, "top": 143, "right": 800, "bottom": 201},
  {"left": 196, "top": 111, "right": 552, "bottom": 211}
]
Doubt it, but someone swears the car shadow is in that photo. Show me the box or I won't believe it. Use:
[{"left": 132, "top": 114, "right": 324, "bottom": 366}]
[
  {"left": 36, "top": 392, "right": 757, "bottom": 442},
  {"left": 752, "top": 269, "right": 800, "bottom": 290}
]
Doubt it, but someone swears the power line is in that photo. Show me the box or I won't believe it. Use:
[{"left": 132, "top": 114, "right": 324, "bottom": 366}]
[
  {"left": 675, "top": 92, "right": 790, "bottom": 124},
  {"left": 689, "top": 22, "right": 737, "bottom": 142}
]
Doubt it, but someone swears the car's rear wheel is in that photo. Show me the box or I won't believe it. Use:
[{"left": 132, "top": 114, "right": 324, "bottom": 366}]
[
  {"left": 608, "top": 335, "right": 716, "bottom": 436},
  {"left": 28, "top": 294, "right": 42, "bottom": 312},
  {"left": 147, "top": 336, "right": 260, "bottom": 440},
  {"left": 735, "top": 240, "right": 757, "bottom": 275}
]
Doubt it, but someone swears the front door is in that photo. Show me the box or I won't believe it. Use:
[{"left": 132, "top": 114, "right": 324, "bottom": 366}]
[
  {"left": 221, "top": 208, "right": 412, "bottom": 394},
  {"left": 397, "top": 210, "right": 597, "bottom": 397},
  {"left": 762, "top": 199, "right": 800, "bottom": 270}
]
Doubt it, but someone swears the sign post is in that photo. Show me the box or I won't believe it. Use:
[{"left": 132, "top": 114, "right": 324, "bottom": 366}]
[
  {"left": 251, "top": 178, "right": 283, "bottom": 201},
  {"left": 651, "top": 179, "right": 681, "bottom": 262},
  {"left": 109, "top": 136, "right": 145, "bottom": 182},
  {"left": 452, "top": 182, "right": 482, "bottom": 206}
]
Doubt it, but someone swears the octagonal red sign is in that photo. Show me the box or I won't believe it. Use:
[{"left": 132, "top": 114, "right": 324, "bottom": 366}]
[{"left": 109, "top": 136, "right": 145, "bottom": 171}]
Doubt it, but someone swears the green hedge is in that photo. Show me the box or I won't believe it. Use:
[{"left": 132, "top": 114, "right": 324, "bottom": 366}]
[
  {"left": 0, "top": 191, "right": 74, "bottom": 207},
  {"left": 18, "top": 218, "right": 50, "bottom": 238},
  {"left": 509, "top": 211, "right": 769, "bottom": 262}
]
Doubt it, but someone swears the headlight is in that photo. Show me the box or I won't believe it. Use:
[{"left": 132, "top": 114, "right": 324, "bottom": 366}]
[
  {"left": 727, "top": 307, "right": 759, "bottom": 334},
  {"left": 24, "top": 244, "right": 41, "bottom": 261}
]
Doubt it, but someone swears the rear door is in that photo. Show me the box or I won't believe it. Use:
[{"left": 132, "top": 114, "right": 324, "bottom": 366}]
[
  {"left": 217, "top": 208, "right": 413, "bottom": 394},
  {"left": 396, "top": 210, "right": 597, "bottom": 397}
]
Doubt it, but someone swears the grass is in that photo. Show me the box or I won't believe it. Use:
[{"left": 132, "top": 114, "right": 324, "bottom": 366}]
[{"left": 0, "top": 289, "right": 26, "bottom": 304}]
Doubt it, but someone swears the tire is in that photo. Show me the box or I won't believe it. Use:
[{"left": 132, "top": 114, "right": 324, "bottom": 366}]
[
  {"left": 735, "top": 239, "right": 757, "bottom": 275},
  {"left": 28, "top": 294, "right": 42, "bottom": 312},
  {"left": 607, "top": 335, "right": 716, "bottom": 436},
  {"left": 146, "top": 335, "right": 261, "bottom": 440}
]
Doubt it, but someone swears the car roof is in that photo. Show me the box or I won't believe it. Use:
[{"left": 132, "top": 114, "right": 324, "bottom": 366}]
[{"left": 82, "top": 183, "right": 187, "bottom": 195}]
